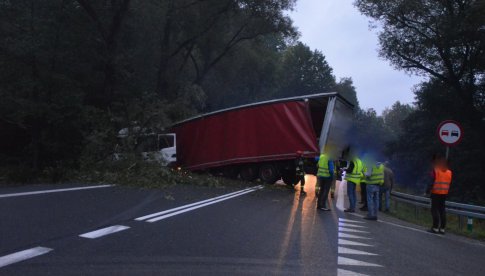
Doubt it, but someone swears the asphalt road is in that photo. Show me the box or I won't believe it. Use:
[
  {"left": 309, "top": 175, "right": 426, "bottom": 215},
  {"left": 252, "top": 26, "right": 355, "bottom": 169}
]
[{"left": 1, "top": 178, "right": 484, "bottom": 275}]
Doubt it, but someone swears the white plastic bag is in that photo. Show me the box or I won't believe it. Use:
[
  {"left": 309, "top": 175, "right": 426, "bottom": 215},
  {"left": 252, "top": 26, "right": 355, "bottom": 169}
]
[{"left": 335, "top": 179, "right": 347, "bottom": 211}]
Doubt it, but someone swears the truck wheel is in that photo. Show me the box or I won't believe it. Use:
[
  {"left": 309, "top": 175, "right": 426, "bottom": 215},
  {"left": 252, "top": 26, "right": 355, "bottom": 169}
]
[
  {"left": 282, "top": 170, "right": 297, "bottom": 186},
  {"left": 240, "top": 165, "right": 258, "bottom": 182},
  {"left": 222, "top": 166, "right": 239, "bottom": 179},
  {"left": 259, "top": 163, "right": 280, "bottom": 184}
]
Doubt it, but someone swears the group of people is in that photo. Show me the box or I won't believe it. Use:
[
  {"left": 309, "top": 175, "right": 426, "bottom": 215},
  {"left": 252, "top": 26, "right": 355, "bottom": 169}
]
[
  {"left": 294, "top": 152, "right": 394, "bottom": 219},
  {"left": 343, "top": 155, "right": 394, "bottom": 220},
  {"left": 294, "top": 151, "right": 453, "bottom": 232}
]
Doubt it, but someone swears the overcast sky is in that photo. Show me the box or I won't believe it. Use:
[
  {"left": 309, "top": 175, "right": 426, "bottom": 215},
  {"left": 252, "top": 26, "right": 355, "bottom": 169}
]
[{"left": 289, "top": 0, "right": 425, "bottom": 113}]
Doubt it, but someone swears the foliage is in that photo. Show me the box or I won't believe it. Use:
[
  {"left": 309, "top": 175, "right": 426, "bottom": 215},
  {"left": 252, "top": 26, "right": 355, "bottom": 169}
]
[
  {"left": 355, "top": 0, "right": 485, "bottom": 203},
  {"left": 0, "top": 0, "right": 351, "bottom": 184}
]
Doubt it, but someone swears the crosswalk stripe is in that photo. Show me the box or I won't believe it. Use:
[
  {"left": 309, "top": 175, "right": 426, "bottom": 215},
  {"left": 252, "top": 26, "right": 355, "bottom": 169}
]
[
  {"left": 339, "top": 218, "right": 365, "bottom": 224},
  {"left": 338, "top": 246, "right": 378, "bottom": 255},
  {"left": 338, "top": 256, "right": 382, "bottom": 267},
  {"left": 337, "top": 268, "right": 370, "bottom": 276},
  {"left": 338, "top": 239, "right": 373, "bottom": 247},
  {"left": 338, "top": 232, "right": 372, "bottom": 239},
  {"left": 338, "top": 227, "right": 369, "bottom": 233},
  {"left": 339, "top": 222, "right": 366, "bottom": 228}
]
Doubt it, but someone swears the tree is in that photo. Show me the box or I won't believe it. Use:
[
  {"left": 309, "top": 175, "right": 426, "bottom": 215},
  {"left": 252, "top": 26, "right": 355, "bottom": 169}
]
[
  {"left": 355, "top": 0, "right": 485, "bottom": 116},
  {"left": 335, "top": 77, "right": 359, "bottom": 108},
  {"left": 382, "top": 101, "right": 414, "bottom": 140},
  {"left": 275, "top": 42, "right": 336, "bottom": 98}
]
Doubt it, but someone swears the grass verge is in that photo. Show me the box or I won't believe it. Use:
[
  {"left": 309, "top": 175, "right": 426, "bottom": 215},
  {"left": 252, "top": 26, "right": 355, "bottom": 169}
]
[{"left": 388, "top": 198, "right": 485, "bottom": 241}]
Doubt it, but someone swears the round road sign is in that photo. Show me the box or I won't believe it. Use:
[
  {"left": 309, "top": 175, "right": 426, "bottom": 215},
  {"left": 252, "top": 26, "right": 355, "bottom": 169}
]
[{"left": 437, "top": 120, "right": 463, "bottom": 146}]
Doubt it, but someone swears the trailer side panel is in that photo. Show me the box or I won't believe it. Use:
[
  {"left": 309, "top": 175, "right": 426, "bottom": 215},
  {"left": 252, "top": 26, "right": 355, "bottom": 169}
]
[{"left": 173, "top": 101, "right": 319, "bottom": 170}]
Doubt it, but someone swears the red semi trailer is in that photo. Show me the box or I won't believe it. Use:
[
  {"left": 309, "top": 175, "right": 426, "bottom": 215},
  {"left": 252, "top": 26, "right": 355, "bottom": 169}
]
[{"left": 169, "top": 92, "right": 354, "bottom": 185}]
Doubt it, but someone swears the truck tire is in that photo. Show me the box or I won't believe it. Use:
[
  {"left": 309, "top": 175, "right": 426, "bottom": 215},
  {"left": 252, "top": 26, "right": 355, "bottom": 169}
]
[
  {"left": 240, "top": 165, "right": 258, "bottom": 182},
  {"left": 282, "top": 170, "right": 297, "bottom": 186},
  {"left": 259, "top": 163, "right": 280, "bottom": 184}
]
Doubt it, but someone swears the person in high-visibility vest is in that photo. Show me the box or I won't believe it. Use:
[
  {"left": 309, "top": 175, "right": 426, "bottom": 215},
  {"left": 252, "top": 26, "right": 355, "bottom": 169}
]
[
  {"left": 426, "top": 157, "right": 452, "bottom": 234},
  {"left": 316, "top": 153, "right": 334, "bottom": 211},
  {"left": 359, "top": 164, "right": 368, "bottom": 211},
  {"left": 344, "top": 155, "right": 364, "bottom": 213},
  {"left": 364, "top": 162, "right": 385, "bottom": 220},
  {"left": 295, "top": 153, "right": 306, "bottom": 195}
]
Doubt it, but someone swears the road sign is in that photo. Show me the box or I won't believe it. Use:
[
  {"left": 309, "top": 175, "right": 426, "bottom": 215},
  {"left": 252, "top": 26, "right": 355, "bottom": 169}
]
[{"left": 437, "top": 120, "right": 463, "bottom": 146}]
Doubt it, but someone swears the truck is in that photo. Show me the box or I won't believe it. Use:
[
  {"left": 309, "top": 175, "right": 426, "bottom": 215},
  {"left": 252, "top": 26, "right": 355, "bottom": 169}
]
[{"left": 169, "top": 92, "right": 354, "bottom": 185}]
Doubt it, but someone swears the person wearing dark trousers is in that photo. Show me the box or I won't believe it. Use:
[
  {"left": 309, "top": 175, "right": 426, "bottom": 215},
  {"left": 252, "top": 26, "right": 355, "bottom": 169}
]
[
  {"left": 296, "top": 156, "right": 306, "bottom": 195},
  {"left": 379, "top": 162, "right": 394, "bottom": 212},
  {"left": 364, "top": 162, "right": 384, "bottom": 220},
  {"left": 427, "top": 157, "right": 452, "bottom": 234},
  {"left": 359, "top": 165, "right": 368, "bottom": 211},
  {"left": 316, "top": 153, "right": 334, "bottom": 211},
  {"left": 344, "top": 156, "right": 364, "bottom": 213}
]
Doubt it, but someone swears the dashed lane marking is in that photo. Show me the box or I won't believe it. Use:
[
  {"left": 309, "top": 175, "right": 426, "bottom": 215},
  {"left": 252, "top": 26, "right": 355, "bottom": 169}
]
[
  {"left": 338, "top": 246, "right": 378, "bottom": 256},
  {"left": 79, "top": 225, "right": 130, "bottom": 239},
  {"left": 338, "top": 239, "right": 374, "bottom": 247},
  {"left": 0, "top": 185, "right": 113, "bottom": 198},
  {"left": 338, "top": 222, "right": 367, "bottom": 228},
  {"left": 338, "top": 256, "right": 382, "bottom": 267},
  {"left": 0, "top": 247, "right": 52, "bottom": 268},
  {"left": 338, "top": 227, "right": 369, "bottom": 233},
  {"left": 146, "top": 186, "right": 264, "bottom": 223},
  {"left": 338, "top": 232, "right": 372, "bottom": 239},
  {"left": 136, "top": 186, "right": 262, "bottom": 221},
  {"left": 337, "top": 268, "right": 370, "bottom": 276}
]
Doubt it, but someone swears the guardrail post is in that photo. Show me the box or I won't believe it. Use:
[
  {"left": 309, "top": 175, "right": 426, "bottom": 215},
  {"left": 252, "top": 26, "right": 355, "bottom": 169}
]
[
  {"left": 467, "top": 217, "right": 473, "bottom": 232},
  {"left": 458, "top": 215, "right": 462, "bottom": 230},
  {"left": 414, "top": 205, "right": 418, "bottom": 220}
]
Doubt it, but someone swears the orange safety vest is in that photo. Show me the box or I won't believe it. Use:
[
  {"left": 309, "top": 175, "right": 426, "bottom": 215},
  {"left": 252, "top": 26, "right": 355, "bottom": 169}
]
[{"left": 431, "top": 169, "right": 452, "bottom": 195}]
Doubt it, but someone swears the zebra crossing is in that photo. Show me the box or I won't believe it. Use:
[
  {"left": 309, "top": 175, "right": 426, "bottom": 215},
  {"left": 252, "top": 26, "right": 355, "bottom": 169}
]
[{"left": 337, "top": 218, "right": 383, "bottom": 276}]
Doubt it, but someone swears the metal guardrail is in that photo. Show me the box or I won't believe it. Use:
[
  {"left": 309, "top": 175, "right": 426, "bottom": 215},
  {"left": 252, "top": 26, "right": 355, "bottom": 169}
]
[{"left": 391, "top": 191, "right": 485, "bottom": 220}]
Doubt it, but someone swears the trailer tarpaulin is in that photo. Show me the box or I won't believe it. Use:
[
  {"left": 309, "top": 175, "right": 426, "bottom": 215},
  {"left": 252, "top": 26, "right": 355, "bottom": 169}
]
[{"left": 172, "top": 101, "right": 319, "bottom": 170}]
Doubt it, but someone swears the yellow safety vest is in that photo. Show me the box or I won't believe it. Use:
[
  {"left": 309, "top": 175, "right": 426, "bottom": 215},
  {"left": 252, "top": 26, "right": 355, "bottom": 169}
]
[
  {"left": 368, "top": 164, "right": 384, "bottom": 185},
  {"left": 317, "top": 154, "right": 331, "bottom": 177},
  {"left": 346, "top": 158, "right": 363, "bottom": 185}
]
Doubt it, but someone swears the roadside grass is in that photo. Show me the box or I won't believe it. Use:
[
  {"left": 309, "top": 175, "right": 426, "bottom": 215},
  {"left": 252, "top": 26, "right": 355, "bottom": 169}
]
[{"left": 388, "top": 198, "right": 485, "bottom": 241}]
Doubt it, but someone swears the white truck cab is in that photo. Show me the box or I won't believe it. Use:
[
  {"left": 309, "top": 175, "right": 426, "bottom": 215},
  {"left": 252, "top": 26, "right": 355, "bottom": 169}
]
[{"left": 115, "top": 128, "right": 176, "bottom": 166}]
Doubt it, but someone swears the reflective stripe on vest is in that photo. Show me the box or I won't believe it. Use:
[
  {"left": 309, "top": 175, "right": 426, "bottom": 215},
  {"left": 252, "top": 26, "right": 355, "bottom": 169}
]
[
  {"left": 432, "top": 169, "right": 452, "bottom": 195},
  {"left": 317, "top": 154, "right": 331, "bottom": 177},
  {"left": 368, "top": 164, "right": 384, "bottom": 185},
  {"left": 346, "top": 158, "right": 363, "bottom": 184}
]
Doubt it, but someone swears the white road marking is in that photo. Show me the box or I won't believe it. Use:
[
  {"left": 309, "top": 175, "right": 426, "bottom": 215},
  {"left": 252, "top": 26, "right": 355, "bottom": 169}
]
[
  {"left": 337, "top": 268, "right": 370, "bottom": 276},
  {"left": 0, "top": 247, "right": 52, "bottom": 268},
  {"left": 338, "top": 256, "right": 382, "bottom": 267},
  {"left": 338, "top": 232, "right": 372, "bottom": 239},
  {"left": 338, "top": 227, "right": 369, "bottom": 233},
  {"left": 136, "top": 186, "right": 262, "bottom": 221},
  {"left": 339, "top": 218, "right": 365, "bottom": 223},
  {"left": 0, "top": 185, "right": 113, "bottom": 199},
  {"left": 339, "top": 222, "right": 367, "bottom": 228},
  {"left": 79, "top": 225, "right": 130, "bottom": 239},
  {"left": 338, "top": 246, "right": 378, "bottom": 256},
  {"left": 338, "top": 239, "right": 373, "bottom": 247},
  {"left": 147, "top": 187, "right": 263, "bottom": 222}
]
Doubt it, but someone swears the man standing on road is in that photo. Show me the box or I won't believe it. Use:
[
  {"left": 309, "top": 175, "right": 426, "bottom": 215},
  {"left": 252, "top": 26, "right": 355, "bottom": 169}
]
[
  {"left": 364, "top": 161, "right": 384, "bottom": 220},
  {"left": 317, "top": 153, "right": 334, "bottom": 211},
  {"left": 380, "top": 162, "right": 394, "bottom": 212},
  {"left": 359, "top": 163, "right": 368, "bottom": 211},
  {"left": 296, "top": 153, "right": 306, "bottom": 195},
  {"left": 344, "top": 154, "right": 364, "bottom": 213},
  {"left": 427, "top": 157, "right": 452, "bottom": 234}
]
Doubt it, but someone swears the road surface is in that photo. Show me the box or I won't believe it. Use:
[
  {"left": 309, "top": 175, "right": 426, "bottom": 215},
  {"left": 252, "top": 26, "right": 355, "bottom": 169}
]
[{"left": 1, "top": 177, "right": 484, "bottom": 275}]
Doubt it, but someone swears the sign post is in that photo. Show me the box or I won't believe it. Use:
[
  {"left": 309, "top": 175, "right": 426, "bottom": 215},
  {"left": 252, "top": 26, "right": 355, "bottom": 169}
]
[{"left": 437, "top": 120, "right": 463, "bottom": 160}]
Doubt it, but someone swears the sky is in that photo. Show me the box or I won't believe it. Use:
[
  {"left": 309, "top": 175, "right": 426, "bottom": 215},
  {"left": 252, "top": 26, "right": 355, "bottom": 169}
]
[{"left": 289, "top": 0, "right": 425, "bottom": 113}]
